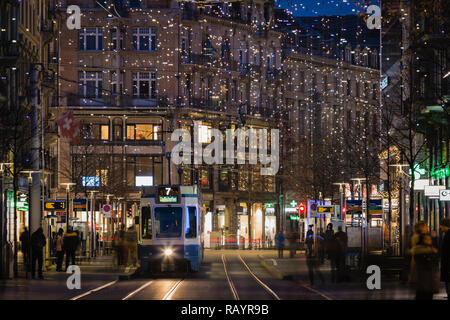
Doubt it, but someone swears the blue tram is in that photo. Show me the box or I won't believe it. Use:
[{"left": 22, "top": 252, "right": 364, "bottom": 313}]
[{"left": 138, "top": 185, "right": 204, "bottom": 272}]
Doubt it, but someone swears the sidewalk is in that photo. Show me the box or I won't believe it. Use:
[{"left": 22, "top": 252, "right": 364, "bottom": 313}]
[{"left": 258, "top": 251, "right": 448, "bottom": 300}]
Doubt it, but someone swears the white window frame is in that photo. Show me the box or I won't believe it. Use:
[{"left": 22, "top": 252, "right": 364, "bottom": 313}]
[
  {"left": 79, "top": 27, "right": 103, "bottom": 51},
  {"left": 79, "top": 71, "right": 103, "bottom": 98},
  {"left": 132, "top": 28, "right": 157, "bottom": 52},
  {"left": 132, "top": 72, "right": 157, "bottom": 99}
]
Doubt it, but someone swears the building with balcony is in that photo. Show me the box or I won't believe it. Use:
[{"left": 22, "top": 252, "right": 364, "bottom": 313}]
[{"left": 54, "top": 0, "right": 284, "bottom": 248}]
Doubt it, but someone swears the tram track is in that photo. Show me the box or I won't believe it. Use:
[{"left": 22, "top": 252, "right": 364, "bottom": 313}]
[{"left": 222, "top": 253, "right": 281, "bottom": 300}]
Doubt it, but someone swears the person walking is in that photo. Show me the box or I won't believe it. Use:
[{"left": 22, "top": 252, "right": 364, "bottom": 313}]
[
  {"left": 408, "top": 221, "right": 428, "bottom": 284},
  {"left": 20, "top": 227, "right": 31, "bottom": 272},
  {"left": 324, "top": 223, "right": 337, "bottom": 282},
  {"left": 63, "top": 226, "right": 80, "bottom": 270},
  {"left": 439, "top": 218, "right": 450, "bottom": 300},
  {"left": 317, "top": 228, "right": 325, "bottom": 264},
  {"left": 411, "top": 233, "right": 439, "bottom": 300},
  {"left": 30, "top": 227, "right": 46, "bottom": 279},
  {"left": 54, "top": 228, "right": 64, "bottom": 272},
  {"left": 334, "top": 226, "right": 348, "bottom": 282},
  {"left": 306, "top": 225, "right": 314, "bottom": 257},
  {"left": 275, "top": 231, "right": 285, "bottom": 258},
  {"left": 306, "top": 242, "right": 325, "bottom": 286}
]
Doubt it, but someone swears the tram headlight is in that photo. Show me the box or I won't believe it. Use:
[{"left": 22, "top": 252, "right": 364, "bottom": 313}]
[{"left": 164, "top": 248, "right": 173, "bottom": 256}]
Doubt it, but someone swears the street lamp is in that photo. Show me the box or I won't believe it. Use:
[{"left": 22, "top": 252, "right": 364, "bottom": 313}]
[
  {"left": 60, "top": 183, "right": 76, "bottom": 231},
  {"left": 351, "top": 177, "right": 368, "bottom": 260},
  {"left": 88, "top": 190, "right": 99, "bottom": 258},
  {"left": 333, "top": 182, "right": 346, "bottom": 221}
]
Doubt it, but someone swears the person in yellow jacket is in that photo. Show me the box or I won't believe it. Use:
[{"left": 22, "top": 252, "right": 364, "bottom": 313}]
[{"left": 408, "top": 221, "right": 428, "bottom": 283}]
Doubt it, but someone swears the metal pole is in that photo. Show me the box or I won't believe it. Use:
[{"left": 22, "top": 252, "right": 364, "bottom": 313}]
[
  {"left": 30, "top": 65, "right": 42, "bottom": 233},
  {"left": 66, "top": 187, "right": 69, "bottom": 231}
]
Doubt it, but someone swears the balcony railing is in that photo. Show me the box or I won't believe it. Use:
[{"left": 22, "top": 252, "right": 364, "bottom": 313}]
[
  {"left": 184, "top": 54, "right": 239, "bottom": 72},
  {"left": 64, "top": 93, "right": 168, "bottom": 108}
]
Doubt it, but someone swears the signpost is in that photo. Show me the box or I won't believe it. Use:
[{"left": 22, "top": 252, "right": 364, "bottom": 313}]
[
  {"left": 102, "top": 204, "right": 112, "bottom": 218},
  {"left": 44, "top": 200, "right": 66, "bottom": 211}
]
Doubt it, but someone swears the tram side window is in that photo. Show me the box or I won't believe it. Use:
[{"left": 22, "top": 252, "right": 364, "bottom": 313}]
[
  {"left": 142, "top": 206, "right": 152, "bottom": 239},
  {"left": 185, "top": 207, "right": 197, "bottom": 239}
]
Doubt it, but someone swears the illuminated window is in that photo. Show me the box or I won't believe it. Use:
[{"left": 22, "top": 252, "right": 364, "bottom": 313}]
[
  {"left": 96, "top": 169, "right": 108, "bottom": 186},
  {"left": 136, "top": 124, "right": 153, "bottom": 140},
  {"left": 78, "top": 71, "right": 102, "bottom": 98},
  {"left": 126, "top": 124, "right": 161, "bottom": 141},
  {"left": 100, "top": 125, "right": 109, "bottom": 140},
  {"left": 198, "top": 124, "right": 212, "bottom": 143}
]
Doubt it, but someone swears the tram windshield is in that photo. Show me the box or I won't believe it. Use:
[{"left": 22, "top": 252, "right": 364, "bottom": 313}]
[{"left": 154, "top": 207, "right": 183, "bottom": 238}]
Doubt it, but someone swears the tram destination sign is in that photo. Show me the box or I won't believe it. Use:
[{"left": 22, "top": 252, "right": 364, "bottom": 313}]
[{"left": 157, "top": 186, "right": 180, "bottom": 204}]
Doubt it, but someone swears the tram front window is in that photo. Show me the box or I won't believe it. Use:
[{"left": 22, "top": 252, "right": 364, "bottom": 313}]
[
  {"left": 141, "top": 206, "right": 152, "bottom": 239},
  {"left": 154, "top": 207, "right": 182, "bottom": 238}
]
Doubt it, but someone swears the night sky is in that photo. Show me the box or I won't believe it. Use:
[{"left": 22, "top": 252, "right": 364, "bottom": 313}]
[{"left": 275, "top": 0, "right": 380, "bottom": 17}]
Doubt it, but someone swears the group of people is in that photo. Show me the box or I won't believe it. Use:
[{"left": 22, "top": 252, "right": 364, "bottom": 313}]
[
  {"left": 275, "top": 224, "right": 349, "bottom": 285},
  {"left": 20, "top": 226, "right": 80, "bottom": 279},
  {"left": 113, "top": 225, "right": 137, "bottom": 267},
  {"left": 407, "top": 218, "right": 450, "bottom": 300}
]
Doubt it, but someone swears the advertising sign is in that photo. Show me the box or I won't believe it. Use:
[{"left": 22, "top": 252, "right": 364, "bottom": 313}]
[
  {"left": 45, "top": 200, "right": 66, "bottom": 211},
  {"left": 440, "top": 190, "right": 450, "bottom": 202}
]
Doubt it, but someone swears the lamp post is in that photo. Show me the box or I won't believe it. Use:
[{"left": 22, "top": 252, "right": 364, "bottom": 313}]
[
  {"left": 61, "top": 183, "right": 76, "bottom": 231},
  {"left": 351, "top": 178, "right": 367, "bottom": 260},
  {"left": 89, "top": 190, "right": 98, "bottom": 258},
  {"left": 333, "top": 182, "right": 346, "bottom": 221}
]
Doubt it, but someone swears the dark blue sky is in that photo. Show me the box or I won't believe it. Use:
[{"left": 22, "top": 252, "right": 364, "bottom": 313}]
[{"left": 275, "top": 0, "right": 379, "bottom": 17}]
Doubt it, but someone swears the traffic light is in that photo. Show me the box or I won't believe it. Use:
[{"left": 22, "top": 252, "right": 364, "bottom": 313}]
[{"left": 297, "top": 203, "right": 306, "bottom": 219}]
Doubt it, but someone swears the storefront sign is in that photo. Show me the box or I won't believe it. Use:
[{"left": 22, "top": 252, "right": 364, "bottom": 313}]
[
  {"left": 318, "top": 206, "right": 334, "bottom": 213},
  {"left": 431, "top": 165, "right": 450, "bottom": 179},
  {"left": 440, "top": 190, "right": 450, "bottom": 202},
  {"left": 413, "top": 179, "right": 430, "bottom": 191},
  {"left": 73, "top": 198, "right": 87, "bottom": 211},
  {"left": 424, "top": 185, "right": 446, "bottom": 197}
]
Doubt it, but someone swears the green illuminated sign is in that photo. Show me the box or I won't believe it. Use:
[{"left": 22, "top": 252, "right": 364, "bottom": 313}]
[
  {"left": 289, "top": 200, "right": 298, "bottom": 208},
  {"left": 289, "top": 215, "right": 300, "bottom": 221},
  {"left": 431, "top": 165, "right": 450, "bottom": 179},
  {"left": 409, "top": 164, "right": 426, "bottom": 180}
]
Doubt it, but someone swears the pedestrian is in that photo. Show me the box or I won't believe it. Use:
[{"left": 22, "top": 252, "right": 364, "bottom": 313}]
[
  {"left": 63, "top": 226, "right": 80, "bottom": 270},
  {"left": 306, "top": 225, "right": 314, "bottom": 257},
  {"left": 334, "top": 226, "right": 348, "bottom": 282},
  {"left": 20, "top": 227, "right": 31, "bottom": 272},
  {"left": 306, "top": 243, "right": 325, "bottom": 286},
  {"left": 439, "top": 218, "right": 450, "bottom": 300},
  {"left": 54, "top": 228, "right": 64, "bottom": 272},
  {"left": 411, "top": 233, "right": 439, "bottom": 300},
  {"left": 408, "top": 221, "right": 428, "bottom": 284},
  {"left": 30, "top": 227, "right": 46, "bottom": 279},
  {"left": 317, "top": 228, "right": 325, "bottom": 264},
  {"left": 275, "top": 231, "right": 285, "bottom": 258},
  {"left": 286, "top": 231, "right": 297, "bottom": 258},
  {"left": 324, "top": 223, "right": 337, "bottom": 282}
]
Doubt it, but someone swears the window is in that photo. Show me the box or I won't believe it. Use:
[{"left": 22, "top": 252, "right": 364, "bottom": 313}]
[
  {"left": 111, "top": 72, "right": 123, "bottom": 94},
  {"left": 100, "top": 124, "right": 109, "bottom": 140},
  {"left": 299, "top": 71, "right": 306, "bottom": 93},
  {"left": 126, "top": 124, "right": 160, "bottom": 140},
  {"left": 79, "top": 28, "right": 103, "bottom": 51},
  {"left": 347, "top": 79, "right": 352, "bottom": 96},
  {"left": 126, "top": 155, "right": 163, "bottom": 187},
  {"left": 79, "top": 72, "right": 103, "bottom": 98},
  {"left": 154, "top": 207, "right": 182, "bottom": 238},
  {"left": 185, "top": 207, "right": 197, "bottom": 238},
  {"left": 141, "top": 206, "right": 152, "bottom": 239},
  {"left": 132, "top": 28, "right": 157, "bottom": 51},
  {"left": 113, "top": 123, "right": 122, "bottom": 141},
  {"left": 132, "top": 72, "right": 157, "bottom": 99}
]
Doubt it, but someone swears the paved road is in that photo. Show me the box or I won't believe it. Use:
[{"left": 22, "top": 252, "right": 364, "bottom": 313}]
[{"left": 1, "top": 250, "right": 446, "bottom": 300}]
